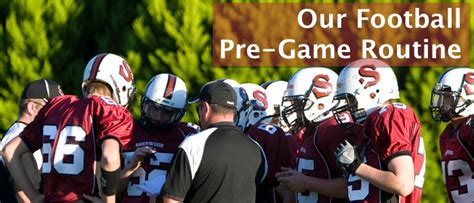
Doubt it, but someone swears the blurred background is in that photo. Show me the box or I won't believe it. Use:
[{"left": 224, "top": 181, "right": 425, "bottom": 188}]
[{"left": 0, "top": 0, "right": 472, "bottom": 202}]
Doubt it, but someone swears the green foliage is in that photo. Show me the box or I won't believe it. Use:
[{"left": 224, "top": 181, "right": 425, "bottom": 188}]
[
  {"left": 0, "top": 0, "right": 83, "bottom": 133},
  {"left": 0, "top": 0, "right": 470, "bottom": 202}
]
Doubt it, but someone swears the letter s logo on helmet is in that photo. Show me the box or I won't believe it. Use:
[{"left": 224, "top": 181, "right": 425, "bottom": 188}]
[
  {"left": 358, "top": 64, "right": 380, "bottom": 89},
  {"left": 463, "top": 72, "right": 474, "bottom": 95},
  {"left": 312, "top": 74, "right": 333, "bottom": 99}
]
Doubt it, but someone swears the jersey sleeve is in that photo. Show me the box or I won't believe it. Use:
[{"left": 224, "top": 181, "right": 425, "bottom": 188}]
[
  {"left": 93, "top": 97, "right": 133, "bottom": 147},
  {"left": 20, "top": 108, "right": 48, "bottom": 152},
  {"left": 161, "top": 148, "right": 192, "bottom": 201},
  {"left": 367, "top": 106, "right": 413, "bottom": 163}
]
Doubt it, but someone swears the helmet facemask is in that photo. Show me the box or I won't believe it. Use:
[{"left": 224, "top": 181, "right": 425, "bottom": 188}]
[
  {"left": 282, "top": 95, "right": 313, "bottom": 134},
  {"left": 430, "top": 83, "right": 461, "bottom": 122},
  {"left": 140, "top": 97, "right": 185, "bottom": 131},
  {"left": 332, "top": 93, "right": 367, "bottom": 124}
]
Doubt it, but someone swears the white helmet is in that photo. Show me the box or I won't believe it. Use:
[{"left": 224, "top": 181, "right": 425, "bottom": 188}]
[
  {"left": 430, "top": 68, "right": 474, "bottom": 122},
  {"left": 335, "top": 59, "right": 399, "bottom": 120},
  {"left": 241, "top": 83, "right": 268, "bottom": 128},
  {"left": 220, "top": 79, "right": 251, "bottom": 131},
  {"left": 141, "top": 74, "right": 187, "bottom": 129},
  {"left": 82, "top": 53, "right": 136, "bottom": 107},
  {"left": 282, "top": 67, "right": 338, "bottom": 133},
  {"left": 261, "top": 80, "right": 289, "bottom": 131}
]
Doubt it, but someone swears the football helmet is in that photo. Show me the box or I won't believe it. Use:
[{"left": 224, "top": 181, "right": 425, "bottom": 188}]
[
  {"left": 82, "top": 53, "right": 136, "bottom": 107},
  {"left": 241, "top": 83, "right": 268, "bottom": 128},
  {"left": 221, "top": 79, "right": 251, "bottom": 131},
  {"left": 430, "top": 68, "right": 474, "bottom": 122},
  {"left": 140, "top": 74, "right": 187, "bottom": 130},
  {"left": 282, "top": 67, "right": 338, "bottom": 133},
  {"left": 334, "top": 59, "right": 399, "bottom": 121},
  {"left": 261, "top": 80, "right": 289, "bottom": 131}
]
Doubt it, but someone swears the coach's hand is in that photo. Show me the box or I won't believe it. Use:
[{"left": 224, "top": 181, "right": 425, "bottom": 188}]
[{"left": 335, "top": 140, "right": 361, "bottom": 176}]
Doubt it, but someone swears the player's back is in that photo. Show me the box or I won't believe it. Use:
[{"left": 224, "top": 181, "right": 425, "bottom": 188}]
[
  {"left": 122, "top": 121, "right": 198, "bottom": 202},
  {"left": 246, "top": 123, "right": 295, "bottom": 203},
  {"left": 439, "top": 117, "right": 474, "bottom": 202},
  {"left": 246, "top": 123, "right": 295, "bottom": 187},
  {"left": 20, "top": 95, "right": 133, "bottom": 202},
  {"left": 359, "top": 103, "right": 424, "bottom": 203}
]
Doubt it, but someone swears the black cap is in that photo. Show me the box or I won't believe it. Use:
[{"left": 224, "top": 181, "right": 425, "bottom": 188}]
[
  {"left": 191, "top": 80, "right": 237, "bottom": 108},
  {"left": 21, "top": 79, "right": 63, "bottom": 101}
]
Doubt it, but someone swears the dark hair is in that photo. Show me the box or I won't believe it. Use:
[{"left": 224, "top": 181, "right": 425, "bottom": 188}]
[{"left": 209, "top": 103, "right": 236, "bottom": 115}]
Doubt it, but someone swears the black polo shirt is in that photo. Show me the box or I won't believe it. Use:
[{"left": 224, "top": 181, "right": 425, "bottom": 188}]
[{"left": 161, "top": 122, "right": 267, "bottom": 202}]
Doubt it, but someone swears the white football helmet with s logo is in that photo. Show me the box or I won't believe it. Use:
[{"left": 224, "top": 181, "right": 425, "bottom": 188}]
[
  {"left": 430, "top": 68, "right": 474, "bottom": 122},
  {"left": 141, "top": 73, "right": 187, "bottom": 129},
  {"left": 282, "top": 67, "right": 338, "bottom": 133},
  {"left": 82, "top": 53, "right": 136, "bottom": 107},
  {"left": 241, "top": 83, "right": 268, "bottom": 128},
  {"left": 335, "top": 59, "right": 399, "bottom": 121}
]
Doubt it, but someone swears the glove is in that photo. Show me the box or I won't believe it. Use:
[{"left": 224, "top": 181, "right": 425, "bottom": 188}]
[{"left": 335, "top": 140, "right": 361, "bottom": 176}]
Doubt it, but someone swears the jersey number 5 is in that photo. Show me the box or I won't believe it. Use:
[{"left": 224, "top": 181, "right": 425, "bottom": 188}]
[{"left": 297, "top": 158, "right": 318, "bottom": 202}]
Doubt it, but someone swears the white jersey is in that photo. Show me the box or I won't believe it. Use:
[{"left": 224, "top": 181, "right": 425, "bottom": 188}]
[{"left": 1, "top": 122, "right": 42, "bottom": 169}]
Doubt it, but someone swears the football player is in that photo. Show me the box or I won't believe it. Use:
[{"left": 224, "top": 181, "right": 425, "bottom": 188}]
[
  {"left": 221, "top": 79, "right": 252, "bottom": 131},
  {"left": 240, "top": 83, "right": 295, "bottom": 203},
  {"left": 429, "top": 68, "right": 474, "bottom": 202},
  {"left": 119, "top": 73, "right": 198, "bottom": 203},
  {"left": 3, "top": 53, "right": 136, "bottom": 203},
  {"left": 260, "top": 80, "right": 290, "bottom": 132},
  {"left": 260, "top": 80, "right": 300, "bottom": 166},
  {"left": 276, "top": 67, "right": 359, "bottom": 203},
  {"left": 334, "top": 59, "right": 425, "bottom": 202}
]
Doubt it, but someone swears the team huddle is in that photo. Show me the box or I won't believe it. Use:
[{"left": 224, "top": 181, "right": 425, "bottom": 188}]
[{"left": 0, "top": 53, "right": 472, "bottom": 203}]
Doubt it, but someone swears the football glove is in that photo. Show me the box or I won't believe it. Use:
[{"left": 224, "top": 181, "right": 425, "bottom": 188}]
[{"left": 335, "top": 140, "right": 362, "bottom": 176}]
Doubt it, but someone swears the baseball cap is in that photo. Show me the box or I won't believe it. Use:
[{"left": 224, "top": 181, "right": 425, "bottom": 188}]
[
  {"left": 21, "top": 79, "right": 63, "bottom": 101},
  {"left": 190, "top": 80, "right": 237, "bottom": 109}
]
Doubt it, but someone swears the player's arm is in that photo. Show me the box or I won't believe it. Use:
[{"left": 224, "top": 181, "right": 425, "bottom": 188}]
[
  {"left": 118, "top": 147, "right": 156, "bottom": 193},
  {"left": 336, "top": 140, "right": 414, "bottom": 196},
  {"left": 355, "top": 155, "right": 414, "bottom": 196},
  {"left": 276, "top": 167, "right": 348, "bottom": 198},
  {"left": 3, "top": 137, "right": 42, "bottom": 200},
  {"left": 101, "top": 138, "right": 122, "bottom": 203}
]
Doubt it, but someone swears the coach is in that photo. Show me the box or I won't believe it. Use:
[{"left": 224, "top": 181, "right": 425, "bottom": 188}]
[{"left": 161, "top": 80, "right": 266, "bottom": 203}]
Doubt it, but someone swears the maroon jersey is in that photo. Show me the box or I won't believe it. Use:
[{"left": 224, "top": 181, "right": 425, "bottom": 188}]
[
  {"left": 347, "top": 144, "right": 384, "bottom": 203},
  {"left": 20, "top": 95, "right": 133, "bottom": 202},
  {"left": 297, "top": 112, "right": 361, "bottom": 203},
  {"left": 439, "top": 117, "right": 474, "bottom": 202},
  {"left": 122, "top": 121, "right": 198, "bottom": 203},
  {"left": 348, "top": 103, "right": 425, "bottom": 203},
  {"left": 246, "top": 123, "right": 295, "bottom": 203}
]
